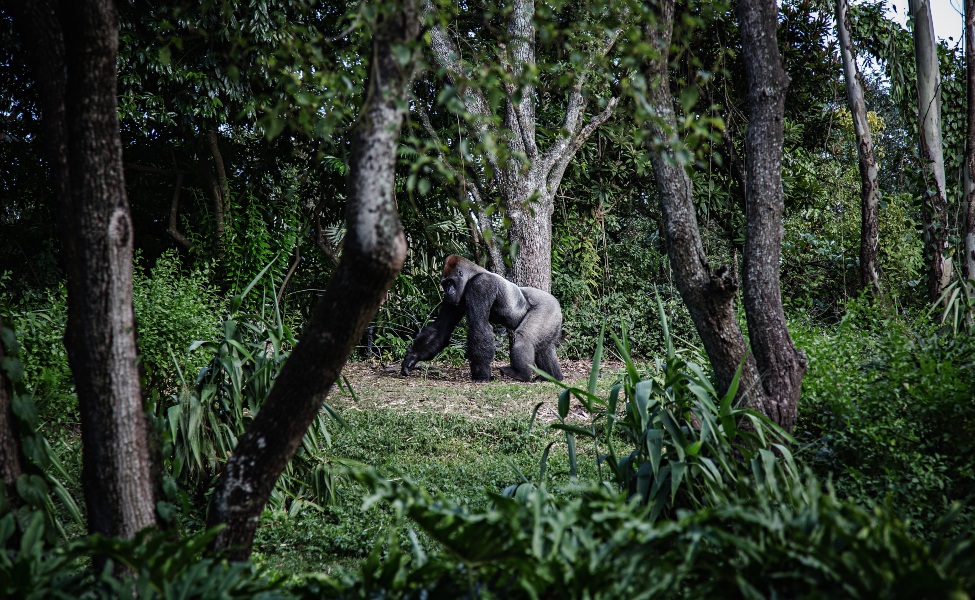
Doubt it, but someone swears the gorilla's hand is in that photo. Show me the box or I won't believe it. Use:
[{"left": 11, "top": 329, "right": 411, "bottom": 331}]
[{"left": 401, "top": 350, "right": 418, "bottom": 376}]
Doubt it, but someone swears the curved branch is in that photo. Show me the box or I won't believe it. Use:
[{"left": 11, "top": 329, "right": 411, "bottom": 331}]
[{"left": 166, "top": 170, "right": 192, "bottom": 250}]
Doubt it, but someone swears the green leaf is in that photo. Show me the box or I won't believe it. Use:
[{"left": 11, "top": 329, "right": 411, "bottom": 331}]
[
  {"left": 588, "top": 322, "right": 605, "bottom": 396},
  {"left": 670, "top": 461, "right": 687, "bottom": 503},
  {"left": 391, "top": 43, "right": 412, "bottom": 67},
  {"left": 558, "top": 388, "right": 570, "bottom": 419}
]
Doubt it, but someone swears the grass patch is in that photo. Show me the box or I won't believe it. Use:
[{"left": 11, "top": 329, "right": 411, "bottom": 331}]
[{"left": 251, "top": 360, "right": 607, "bottom": 576}]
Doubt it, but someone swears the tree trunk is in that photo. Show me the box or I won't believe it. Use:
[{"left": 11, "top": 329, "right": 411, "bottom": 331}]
[
  {"left": 964, "top": 0, "right": 975, "bottom": 283},
  {"left": 206, "top": 0, "right": 417, "bottom": 560},
  {"left": 425, "top": 0, "right": 621, "bottom": 291},
  {"left": 0, "top": 316, "right": 25, "bottom": 504},
  {"left": 836, "top": 0, "right": 882, "bottom": 296},
  {"left": 204, "top": 129, "right": 229, "bottom": 266},
  {"left": 10, "top": 0, "right": 159, "bottom": 540},
  {"left": 644, "top": 0, "right": 761, "bottom": 403},
  {"left": 738, "top": 0, "right": 807, "bottom": 432},
  {"left": 909, "top": 0, "right": 951, "bottom": 302}
]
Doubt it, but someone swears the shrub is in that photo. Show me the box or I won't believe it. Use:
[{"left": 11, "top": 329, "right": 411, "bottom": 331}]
[
  {"left": 795, "top": 298, "right": 975, "bottom": 538},
  {"left": 132, "top": 250, "right": 225, "bottom": 392},
  {"left": 158, "top": 279, "right": 340, "bottom": 513},
  {"left": 0, "top": 515, "right": 289, "bottom": 600}
]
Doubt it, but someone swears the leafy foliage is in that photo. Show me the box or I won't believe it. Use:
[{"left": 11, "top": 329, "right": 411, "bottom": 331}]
[
  {"left": 158, "top": 275, "right": 340, "bottom": 512},
  {"left": 132, "top": 251, "right": 225, "bottom": 390},
  {"left": 0, "top": 319, "right": 83, "bottom": 543},
  {"left": 795, "top": 300, "right": 975, "bottom": 538},
  {"left": 0, "top": 517, "right": 288, "bottom": 600}
]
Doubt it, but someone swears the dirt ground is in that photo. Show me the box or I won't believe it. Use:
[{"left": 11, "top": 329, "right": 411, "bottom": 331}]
[{"left": 331, "top": 359, "right": 622, "bottom": 422}]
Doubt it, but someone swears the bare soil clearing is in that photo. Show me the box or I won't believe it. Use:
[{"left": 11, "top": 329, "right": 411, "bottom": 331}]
[{"left": 332, "top": 359, "right": 623, "bottom": 423}]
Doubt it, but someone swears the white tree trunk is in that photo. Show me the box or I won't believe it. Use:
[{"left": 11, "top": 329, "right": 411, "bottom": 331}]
[{"left": 909, "top": 0, "right": 951, "bottom": 301}]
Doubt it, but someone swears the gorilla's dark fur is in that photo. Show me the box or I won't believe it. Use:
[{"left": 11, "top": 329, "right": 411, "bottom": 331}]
[{"left": 401, "top": 256, "right": 563, "bottom": 382}]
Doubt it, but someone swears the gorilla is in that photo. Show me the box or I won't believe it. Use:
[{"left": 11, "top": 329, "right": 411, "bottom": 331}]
[{"left": 400, "top": 255, "right": 563, "bottom": 382}]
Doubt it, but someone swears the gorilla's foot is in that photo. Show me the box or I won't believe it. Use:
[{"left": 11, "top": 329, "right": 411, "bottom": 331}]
[{"left": 500, "top": 365, "right": 532, "bottom": 382}]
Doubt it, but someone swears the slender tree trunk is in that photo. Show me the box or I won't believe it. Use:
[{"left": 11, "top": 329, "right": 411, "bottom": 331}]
[
  {"left": 738, "top": 0, "right": 807, "bottom": 432},
  {"left": 836, "top": 0, "right": 882, "bottom": 296},
  {"left": 206, "top": 1, "right": 418, "bottom": 559},
  {"left": 10, "top": 0, "right": 158, "bottom": 540},
  {"left": 204, "top": 129, "right": 229, "bottom": 265},
  {"left": 644, "top": 0, "right": 761, "bottom": 403},
  {"left": 0, "top": 316, "right": 25, "bottom": 504},
  {"left": 964, "top": 0, "right": 975, "bottom": 282},
  {"left": 909, "top": 0, "right": 951, "bottom": 302}
]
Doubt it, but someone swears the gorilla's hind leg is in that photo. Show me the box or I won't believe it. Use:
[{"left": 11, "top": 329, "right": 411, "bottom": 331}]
[
  {"left": 535, "top": 344, "right": 563, "bottom": 381},
  {"left": 500, "top": 333, "right": 536, "bottom": 382}
]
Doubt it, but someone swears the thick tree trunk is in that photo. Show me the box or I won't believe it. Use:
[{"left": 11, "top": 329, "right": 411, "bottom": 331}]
[
  {"left": 909, "top": 0, "right": 951, "bottom": 302},
  {"left": 738, "top": 0, "right": 807, "bottom": 432},
  {"left": 0, "top": 316, "right": 25, "bottom": 504},
  {"left": 10, "top": 0, "right": 158, "bottom": 539},
  {"left": 836, "top": 0, "right": 882, "bottom": 296},
  {"left": 206, "top": 1, "right": 417, "bottom": 560},
  {"left": 964, "top": 0, "right": 975, "bottom": 282},
  {"left": 644, "top": 0, "right": 761, "bottom": 403}
]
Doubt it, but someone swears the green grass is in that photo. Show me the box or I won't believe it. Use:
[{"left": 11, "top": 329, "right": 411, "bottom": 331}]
[{"left": 250, "top": 361, "right": 605, "bottom": 576}]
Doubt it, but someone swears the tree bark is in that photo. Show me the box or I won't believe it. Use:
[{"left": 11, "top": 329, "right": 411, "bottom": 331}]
[
  {"left": 644, "top": 0, "right": 761, "bottom": 404},
  {"left": 425, "top": 0, "right": 621, "bottom": 291},
  {"left": 836, "top": 0, "right": 882, "bottom": 296},
  {"left": 738, "top": 0, "right": 807, "bottom": 432},
  {"left": 0, "top": 316, "right": 25, "bottom": 505},
  {"left": 909, "top": 0, "right": 951, "bottom": 302},
  {"left": 10, "top": 0, "right": 158, "bottom": 540},
  {"left": 206, "top": 0, "right": 417, "bottom": 559},
  {"left": 964, "top": 0, "right": 975, "bottom": 283}
]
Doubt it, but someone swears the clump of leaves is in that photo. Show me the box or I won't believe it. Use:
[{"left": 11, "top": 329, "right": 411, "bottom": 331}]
[
  {"left": 159, "top": 264, "right": 342, "bottom": 513},
  {"left": 540, "top": 294, "right": 793, "bottom": 521},
  {"left": 0, "top": 515, "right": 289, "bottom": 600},
  {"left": 0, "top": 318, "right": 83, "bottom": 544}
]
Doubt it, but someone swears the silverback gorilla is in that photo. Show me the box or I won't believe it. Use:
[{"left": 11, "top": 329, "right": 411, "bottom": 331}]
[{"left": 400, "top": 256, "right": 563, "bottom": 382}]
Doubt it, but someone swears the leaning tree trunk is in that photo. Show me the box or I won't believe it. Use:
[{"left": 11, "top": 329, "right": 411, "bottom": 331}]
[
  {"left": 206, "top": 1, "right": 418, "bottom": 560},
  {"left": 11, "top": 0, "right": 159, "bottom": 541},
  {"left": 964, "top": 0, "right": 975, "bottom": 283},
  {"left": 643, "top": 0, "right": 761, "bottom": 403},
  {"left": 738, "top": 0, "right": 807, "bottom": 432},
  {"left": 909, "top": 0, "right": 951, "bottom": 302},
  {"left": 837, "top": 0, "right": 882, "bottom": 296}
]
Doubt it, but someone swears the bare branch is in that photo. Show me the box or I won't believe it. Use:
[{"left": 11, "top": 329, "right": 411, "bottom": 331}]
[
  {"left": 166, "top": 170, "right": 192, "bottom": 249},
  {"left": 546, "top": 96, "right": 618, "bottom": 191},
  {"left": 541, "top": 25, "right": 623, "bottom": 171}
]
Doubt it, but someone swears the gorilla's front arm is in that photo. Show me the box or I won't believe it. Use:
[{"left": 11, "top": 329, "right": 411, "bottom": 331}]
[{"left": 400, "top": 299, "right": 464, "bottom": 375}]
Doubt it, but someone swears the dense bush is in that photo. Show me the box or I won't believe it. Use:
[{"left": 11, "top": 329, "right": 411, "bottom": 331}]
[
  {"left": 311, "top": 469, "right": 974, "bottom": 599},
  {"left": 132, "top": 250, "right": 225, "bottom": 391},
  {"left": 795, "top": 299, "right": 975, "bottom": 537}
]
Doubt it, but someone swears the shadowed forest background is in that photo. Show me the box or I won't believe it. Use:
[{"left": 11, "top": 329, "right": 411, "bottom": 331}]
[{"left": 1, "top": 0, "right": 975, "bottom": 596}]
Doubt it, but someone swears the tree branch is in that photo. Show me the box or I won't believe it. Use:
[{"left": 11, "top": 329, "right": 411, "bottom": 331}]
[
  {"left": 423, "top": 0, "right": 504, "bottom": 178},
  {"left": 166, "top": 170, "right": 192, "bottom": 250}
]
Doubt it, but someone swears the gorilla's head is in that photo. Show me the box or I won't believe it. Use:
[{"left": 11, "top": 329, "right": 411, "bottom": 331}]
[{"left": 441, "top": 255, "right": 477, "bottom": 305}]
